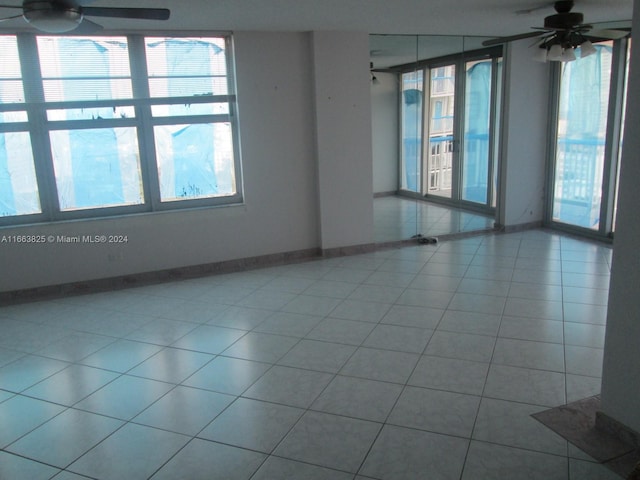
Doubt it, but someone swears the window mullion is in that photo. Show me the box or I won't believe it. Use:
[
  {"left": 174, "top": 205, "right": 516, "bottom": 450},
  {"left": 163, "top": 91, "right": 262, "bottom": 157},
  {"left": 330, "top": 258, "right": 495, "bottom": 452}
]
[
  {"left": 128, "top": 34, "right": 159, "bottom": 211},
  {"left": 17, "top": 33, "right": 60, "bottom": 221}
]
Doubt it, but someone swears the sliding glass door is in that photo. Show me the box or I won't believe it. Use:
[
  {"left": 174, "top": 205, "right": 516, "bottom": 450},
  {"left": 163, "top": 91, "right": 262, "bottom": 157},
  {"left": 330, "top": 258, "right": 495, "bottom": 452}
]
[
  {"left": 549, "top": 39, "right": 630, "bottom": 236},
  {"left": 399, "top": 48, "right": 502, "bottom": 213}
]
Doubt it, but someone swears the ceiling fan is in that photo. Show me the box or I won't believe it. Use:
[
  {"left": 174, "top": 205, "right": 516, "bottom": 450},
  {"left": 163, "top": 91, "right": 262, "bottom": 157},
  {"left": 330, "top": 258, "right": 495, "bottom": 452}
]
[
  {"left": 0, "top": 0, "right": 170, "bottom": 34},
  {"left": 482, "top": 1, "right": 629, "bottom": 62}
]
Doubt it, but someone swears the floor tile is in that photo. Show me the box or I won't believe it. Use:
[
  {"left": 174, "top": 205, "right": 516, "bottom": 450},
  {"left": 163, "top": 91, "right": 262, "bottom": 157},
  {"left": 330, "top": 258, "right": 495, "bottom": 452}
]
[
  {"left": 364, "top": 271, "right": 416, "bottom": 288},
  {"left": 504, "top": 297, "right": 563, "bottom": 321},
  {"left": 565, "top": 345, "right": 604, "bottom": 377},
  {"left": 260, "top": 275, "right": 317, "bottom": 294},
  {"left": 511, "top": 268, "right": 562, "bottom": 286},
  {"left": 362, "top": 323, "right": 433, "bottom": 353},
  {"left": 425, "top": 331, "right": 496, "bottom": 363},
  {"left": 243, "top": 365, "right": 333, "bottom": 408},
  {"left": 464, "top": 265, "right": 514, "bottom": 282},
  {"left": 569, "top": 458, "right": 621, "bottom": 479},
  {"left": 206, "top": 306, "right": 274, "bottom": 329},
  {"left": 508, "top": 282, "right": 563, "bottom": 301},
  {"left": 563, "top": 286, "right": 609, "bottom": 306},
  {"left": 437, "top": 310, "right": 502, "bottom": 336},
  {"left": 133, "top": 385, "right": 234, "bottom": 435},
  {"left": 408, "top": 355, "right": 489, "bottom": 395},
  {"left": 68, "top": 423, "right": 189, "bottom": 480},
  {"left": 170, "top": 324, "right": 246, "bottom": 354},
  {"left": 252, "top": 456, "right": 354, "bottom": 480},
  {"left": 183, "top": 356, "right": 270, "bottom": 395},
  {"left": 564, "top": 323, "right": 606, "bottom": 348},
  {"left": 348, "top": 284, "right": 405, "bottom": 304},
  {"left": 0, "top": 354, "right": 69, "bottom": 392},
  {"left": 238, "top": 289, "right": 298, "bottom": 310},
  {"left": 0, "top": 394, "right": 66, "bottom": 448},
  {"left": 408, "top": 274, "right": 462, "bottom": 293},
  {"left": 74, "top": 375, "right": 173, "bottom": 420},
  {"left": 126, "top": 318, "right": 198, "bottom": 346},
  {"left": 50, "top": 471, "right": 94, "bottom": 479},
  {"left": 499, "top": 316, "right": 564, "bottom": 344},
  {"left": 199, "top": 397, "right": 303, "bottom": 452},
  {"left": 330, "top": 299, "right": 392, "bottom": 323},
  {"left": 388, "top": 386, "right": 480, "bottom": 437},
  {"left": 252, "top": 312, "right": 323, "bottom": 337},
  {"left": 127, "top": 347, "right": 213, "bottom": 383},
  {"left": 484, "top": 364, "right": 566, "bottom": 407},
  {"left": 303, "top": 279, "right": 359, "bottom": 298},
  {"left": 472, "top": 397, "right": 568, "bottom": 455},
  {"left": 566, "top": 374, "right": 601, "bottom": 403},
  {"left": 7, "top": 408, "right": 123, "bottom": 468},
  {"left": 339, "top": 347, "right": 420, "bottom": 384},
  {"left": 395, "top": 288, "right": 454, "bottom": 309},
  {"left": 281, "top": 294, "right": 342, "bottom": 316},
  {"left": 448, "top": 292, "right": 506, "bottom": 315},
  {"left": 457, "top": 277, "right": 511, "bottom": 296},
  {"left": 151, "top": 438, "right": 266, "bottom": 480},
  {"left": 23, "top": 364, "right": 119, "bottom": 406},
  {"left": 78, "top": 339, "right": 162, "bottom": 373},
  {"left": 380, "top": 304, "right": 444, "bottom": 329},
  {"left": 306, "top": 318, "right": 376, "bottom": 345},
  {"left": 311, "top": 375, "right": 403, "bottom": 422},
  {"left": 492, "top": 338, "right": 565, "bottom": 372},
  {"left": 563, "top": 303, "right": 608, "bottom": 325},
  {"left": 322, "top": 266, "right": 374, "bottom": 284},
  {"left": 0, "top": 347, "right": 27, "bottom": 368},
  {"left": 461, "top": 441, "right": 568, "bottom": 480},
  {"left": 277, "top": 339, "right": 356, "bottom": 373},
  {"left": 274, "top": 411, "right": 381, "bottom": 473},
  {"left": 221, "top": 331, "right": 298, "bottom": 363},
  {"left": 359, "top": 424, "right": 468, "bottom": 480},
  {"left": 0, "top": 450, "right": 61, "bottom": 480}
]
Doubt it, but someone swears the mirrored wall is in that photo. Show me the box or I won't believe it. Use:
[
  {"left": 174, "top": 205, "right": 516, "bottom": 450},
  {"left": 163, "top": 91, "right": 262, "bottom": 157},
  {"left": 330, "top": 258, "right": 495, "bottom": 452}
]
[{"left": 371, "top": 35, "right": 503, "bottom": 243}]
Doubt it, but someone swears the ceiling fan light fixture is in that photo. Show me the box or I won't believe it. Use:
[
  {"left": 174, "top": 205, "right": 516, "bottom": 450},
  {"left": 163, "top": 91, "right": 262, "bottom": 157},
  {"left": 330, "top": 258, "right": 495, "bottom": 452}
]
[
  {"left": 561, "top": 47, "right": 577, "bottom": 62},
  {"left": 579, "top": 40, "right": 597, "bottom": 58},
  {"left": 533, "top": 47, "right": 549, "bottom": 63},
  {"left": 23, "top": 1, "right": 82, "bottom": 33},
  {"left": 547, "top": 43, "right": 564, "bottom": 61}
]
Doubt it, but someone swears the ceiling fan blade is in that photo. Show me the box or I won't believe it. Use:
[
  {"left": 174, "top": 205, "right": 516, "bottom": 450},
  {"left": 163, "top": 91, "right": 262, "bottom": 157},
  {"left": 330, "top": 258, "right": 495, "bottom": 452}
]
[
  {"left": 0, "top": 4, "right": 22, "bottom": 8},
  {"left": 585, "top": 29, "right": 630, "bottom": 40},
  {"left": 0, "top": 13, "right": 24, "bottom": 22},
  {"left": 72, "top": 18, "right": 103, "bottom": 33},
  {"left": 81, "top": 6, "right": 170, "bottom": 21},
  {"left": 482, "top": 31, "right": 545, "bottom": 47}
]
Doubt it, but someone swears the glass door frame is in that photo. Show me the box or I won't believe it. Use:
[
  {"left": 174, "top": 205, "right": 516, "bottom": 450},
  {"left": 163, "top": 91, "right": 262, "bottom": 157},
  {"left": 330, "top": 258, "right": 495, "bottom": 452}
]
[
  {"left": 396, "top": 46, "right": 503, "bottom": 215},
  {"left": 545, "top": 37, "right": 630, "bottom": 240}
]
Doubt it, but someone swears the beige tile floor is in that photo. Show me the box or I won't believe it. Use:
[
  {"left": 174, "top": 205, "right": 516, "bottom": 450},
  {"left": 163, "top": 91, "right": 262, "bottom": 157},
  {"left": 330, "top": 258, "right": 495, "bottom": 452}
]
[{"left": 0, "top": 229, "right": 619, "bottom": 479}]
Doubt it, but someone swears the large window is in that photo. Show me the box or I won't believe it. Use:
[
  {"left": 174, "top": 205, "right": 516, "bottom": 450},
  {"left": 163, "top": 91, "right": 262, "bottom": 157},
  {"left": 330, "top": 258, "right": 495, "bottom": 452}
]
[
  {"left": 0, "top": 34, "right": 241, "bottom": 225},
  {"left": 549, "top": 38, "right": 630, "bottom": 236}
]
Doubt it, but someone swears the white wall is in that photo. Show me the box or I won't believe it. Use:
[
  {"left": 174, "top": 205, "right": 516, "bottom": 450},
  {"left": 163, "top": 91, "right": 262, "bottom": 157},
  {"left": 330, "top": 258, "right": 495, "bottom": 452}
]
[
  {"left": 600, "top": 0, "right": 640, "bottom": 435},
  {"left": 499, "top": 40, "right": 550, "bottom": 228},
  {"left": 1, "top": 32, "right": 323, "bottom": 292},
  {"left": 312, "top": 31, "right": 375, "bottom": 250},
  {"left": 372, "top": 72, "right": 399, "bottom": 194}
]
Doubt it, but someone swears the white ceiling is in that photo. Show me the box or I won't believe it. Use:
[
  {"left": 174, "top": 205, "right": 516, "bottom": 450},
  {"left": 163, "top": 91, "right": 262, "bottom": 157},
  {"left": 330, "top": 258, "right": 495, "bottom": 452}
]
[{"left": 0, "top": 0, "right": 633, "bottom": 37}]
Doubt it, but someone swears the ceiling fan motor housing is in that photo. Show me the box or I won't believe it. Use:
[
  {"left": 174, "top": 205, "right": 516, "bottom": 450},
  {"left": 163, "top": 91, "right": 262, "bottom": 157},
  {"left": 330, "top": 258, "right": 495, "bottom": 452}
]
[{"left": 545, "top": 11, "right": 584, "bottom": 29}]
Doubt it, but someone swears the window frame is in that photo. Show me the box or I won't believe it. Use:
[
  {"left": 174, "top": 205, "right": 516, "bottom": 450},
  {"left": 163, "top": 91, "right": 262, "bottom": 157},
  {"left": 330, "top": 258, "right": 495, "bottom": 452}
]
[{"left": 0, "top": 32, "right": 242, "bottom": 227}]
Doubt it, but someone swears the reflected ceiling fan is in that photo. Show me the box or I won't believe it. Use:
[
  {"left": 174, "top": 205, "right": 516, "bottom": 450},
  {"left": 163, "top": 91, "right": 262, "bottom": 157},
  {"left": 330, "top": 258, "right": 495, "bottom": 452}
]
[
  {"left": 482, "top": 1, "right": 629, "bottom": 62},
  {"left": 0, "top": 0, "right": 170, "bottom": 34}
]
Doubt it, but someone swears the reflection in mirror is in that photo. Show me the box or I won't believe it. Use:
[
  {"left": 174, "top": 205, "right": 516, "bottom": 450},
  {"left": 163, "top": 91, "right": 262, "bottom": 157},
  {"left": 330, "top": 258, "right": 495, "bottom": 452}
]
[{"left": 371, "top": 34, "right": 500, "bottom": 244}]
